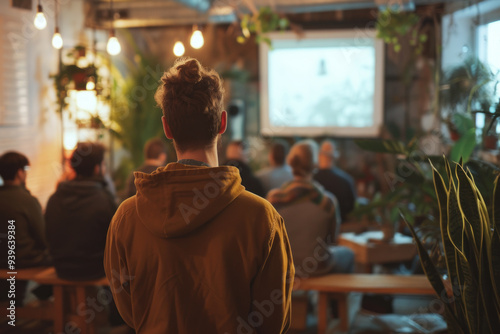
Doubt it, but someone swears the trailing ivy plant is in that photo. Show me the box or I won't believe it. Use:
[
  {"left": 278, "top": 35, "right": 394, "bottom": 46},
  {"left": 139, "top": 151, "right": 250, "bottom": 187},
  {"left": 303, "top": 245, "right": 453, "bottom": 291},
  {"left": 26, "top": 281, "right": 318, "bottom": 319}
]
[
  {"left": 238, "top": 6, "right": 289, "bottom": 46},
  {"left": 406, "top": 158, "right": 500, "bottom": 333},
  {"left": 376, "top": 7, "right": 428, "bottom": 54}
]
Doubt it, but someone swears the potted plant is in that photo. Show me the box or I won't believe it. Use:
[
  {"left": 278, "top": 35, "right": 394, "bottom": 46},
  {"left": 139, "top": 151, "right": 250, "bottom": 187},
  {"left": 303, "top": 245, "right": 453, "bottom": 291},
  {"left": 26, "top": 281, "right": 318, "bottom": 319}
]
[{"left": 406, "top": 157, "right": 500, "bottom": 333}]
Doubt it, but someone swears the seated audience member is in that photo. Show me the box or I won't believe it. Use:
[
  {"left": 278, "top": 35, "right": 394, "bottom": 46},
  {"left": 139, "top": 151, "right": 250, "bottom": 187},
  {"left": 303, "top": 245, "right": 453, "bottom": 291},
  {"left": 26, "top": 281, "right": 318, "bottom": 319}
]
[
  {"left": 314, "top": 140, "right": 357, "bottom": 221},
  {"left": 0, "top": 152, "right": 52, "bottom": 305},
  {"left": 125, "top": 138, "right": 168, "bottom": 198},
  {"left": 0, "top": 151, "right": 51, "bottom": 268},
  {"left": 256, "top": 139, "right": 293, "bottom": 194},
  {"left": 105, "top": 58, "right": 294, "bottom": 333},
  {"left": 45, "top": 142, "right": 116, "bottom": 280},
  {"left": 268, "top": 140, "right": 354, "bottom": 277},
  {"left": 223, "top": 140, "right": 265, "bottom": 197}
]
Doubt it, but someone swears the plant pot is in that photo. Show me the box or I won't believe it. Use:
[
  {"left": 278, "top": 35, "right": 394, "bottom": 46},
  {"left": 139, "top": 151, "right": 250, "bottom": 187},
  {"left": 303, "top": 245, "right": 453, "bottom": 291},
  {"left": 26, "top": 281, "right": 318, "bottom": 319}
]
[{"left": 483, "top": 135, "right": 498, "bottom": 150}]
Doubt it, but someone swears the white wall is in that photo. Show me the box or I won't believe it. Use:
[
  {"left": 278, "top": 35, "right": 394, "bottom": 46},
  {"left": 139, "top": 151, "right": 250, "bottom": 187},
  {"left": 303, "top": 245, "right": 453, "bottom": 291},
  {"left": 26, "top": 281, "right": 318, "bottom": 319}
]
[{"left": 0, "top": 0, "right": 100, "bottom": 208}]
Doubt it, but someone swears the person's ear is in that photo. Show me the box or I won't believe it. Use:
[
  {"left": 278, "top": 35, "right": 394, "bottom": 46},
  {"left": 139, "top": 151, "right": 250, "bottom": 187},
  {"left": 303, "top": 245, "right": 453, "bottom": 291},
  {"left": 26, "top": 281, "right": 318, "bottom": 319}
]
[
  {"left": 218, "top": 110, "right": 227, "bottom": 135},
  {"left": 162, "top": 116, "right": 174, "bottom": 139},
  {"left": 15, "top": 169, "right": 25, "bottom": 182}
]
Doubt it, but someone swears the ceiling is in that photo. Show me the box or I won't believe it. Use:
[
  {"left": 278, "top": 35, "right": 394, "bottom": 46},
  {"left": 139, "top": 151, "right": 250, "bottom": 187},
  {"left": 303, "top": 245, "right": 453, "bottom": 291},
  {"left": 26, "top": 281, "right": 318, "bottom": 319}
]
[{"left": 86, "top": 0, "right": 463, "bottom": 28}]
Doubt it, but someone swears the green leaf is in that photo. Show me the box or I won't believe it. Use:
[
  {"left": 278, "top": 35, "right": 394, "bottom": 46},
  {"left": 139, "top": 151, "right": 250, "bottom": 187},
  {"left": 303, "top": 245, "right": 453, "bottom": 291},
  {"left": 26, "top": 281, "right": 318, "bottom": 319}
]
[
  {"left": 406, "top": 219, "right": 462, "bottom": 329},
  {"left": 431, "top": 162, "right": 459, "bottom": 295},
  {"left": 450, "top": 128, "right": 477, "bottom": 163},
  {"left": 491, "top": 175, "right": 500, "bottom": 299},
  {"left": 456, "top": 164, "right": 483, "bottom": 259}
]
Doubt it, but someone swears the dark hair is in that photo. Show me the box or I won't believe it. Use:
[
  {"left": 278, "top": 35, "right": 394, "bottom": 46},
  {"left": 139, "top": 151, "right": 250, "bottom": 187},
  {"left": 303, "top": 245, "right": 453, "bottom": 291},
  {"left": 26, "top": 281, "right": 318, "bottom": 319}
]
[
  {"left": 154, "top": 57, "right": 224, "bottom": 152},
  {"left": 270, "top": 139, "right": 289, "bottom": 166},
  {"left": 0, "top": 151, "right": 29, "bottom": 181},
  {"left": 144, "top": 138, "right": 167, "bottom": 160},
  {"left": 70, "top": 142, "right": 105, "bottom": 177}
]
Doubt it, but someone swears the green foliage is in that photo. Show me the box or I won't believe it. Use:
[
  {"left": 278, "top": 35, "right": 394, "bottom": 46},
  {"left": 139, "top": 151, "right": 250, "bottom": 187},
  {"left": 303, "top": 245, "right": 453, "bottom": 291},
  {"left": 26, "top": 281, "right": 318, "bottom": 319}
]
[
  {"left": 353, "top": 137, "right": 498, "bottom": 247},
  {"left": 406, "top": 158, "right": 500, "bottom": 333},
  {"left": 441, "top": 57, "right": 497, "bottom": 114},
  {"left": 238, "top": 6, "right": 289, "bottom": 46},
  {"left": 110, "top": 46, "right": 172, "bottom": 191},
  {"left": 375, "top": 7, "right": 427, "bottom": 54}
]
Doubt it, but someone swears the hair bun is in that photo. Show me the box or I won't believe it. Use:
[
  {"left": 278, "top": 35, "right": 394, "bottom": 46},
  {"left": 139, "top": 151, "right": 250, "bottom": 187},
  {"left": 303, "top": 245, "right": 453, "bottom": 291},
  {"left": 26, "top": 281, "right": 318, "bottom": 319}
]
[{"left": 177, "top": 59, "right": 202, "bottom": 84}]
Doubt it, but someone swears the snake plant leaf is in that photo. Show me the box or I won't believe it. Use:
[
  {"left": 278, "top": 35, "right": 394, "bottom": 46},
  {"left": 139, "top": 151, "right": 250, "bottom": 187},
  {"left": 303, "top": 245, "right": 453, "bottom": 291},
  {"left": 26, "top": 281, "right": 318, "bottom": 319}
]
[
  {"left": 456, "top": 164, "right": 483, "bottom": 260},
  {"left": 458, "top": 232, "right": 478, "bottom": 334},
  {"left": 406, "top": 220, "right": 462, "bottom": 329},
  {"left": 431, "top": 162, "right": 460, "bottom": 298},
  {"left": 491, "top": 175, "right": 500, "bottom": 305}
]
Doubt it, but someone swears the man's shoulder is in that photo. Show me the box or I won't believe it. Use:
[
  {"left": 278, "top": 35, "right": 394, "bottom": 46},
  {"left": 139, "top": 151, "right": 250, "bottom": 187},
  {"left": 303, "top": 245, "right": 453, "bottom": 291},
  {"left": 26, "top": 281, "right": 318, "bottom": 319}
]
[{"left": 231, "top": 190, "right": 280, "bottom": 221}]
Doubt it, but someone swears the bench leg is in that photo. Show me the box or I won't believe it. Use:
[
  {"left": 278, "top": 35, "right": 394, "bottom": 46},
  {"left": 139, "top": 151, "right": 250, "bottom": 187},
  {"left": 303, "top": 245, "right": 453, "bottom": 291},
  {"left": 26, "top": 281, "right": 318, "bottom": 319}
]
[
  {"left": 53, "top": 286, "right": 64, "bottom": 333},
  {"left": 336, "top": 294, "right": 348, "bottom": 332},
  {"left": 75, "top": 286, "right": 90, "bottom": 334},
  {"left": 317, "top": 292, "right": 329, "bottom": 334}
]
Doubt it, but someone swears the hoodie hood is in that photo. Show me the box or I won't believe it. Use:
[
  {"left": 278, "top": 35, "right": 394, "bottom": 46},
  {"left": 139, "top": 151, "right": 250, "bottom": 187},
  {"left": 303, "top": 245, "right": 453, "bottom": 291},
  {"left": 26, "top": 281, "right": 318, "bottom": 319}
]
[
  {"left": 134, "top": 162, "right": 245, "bottom": 238},
  {"left": 56, "top": 178, "right": 109, "bottom": 211}
]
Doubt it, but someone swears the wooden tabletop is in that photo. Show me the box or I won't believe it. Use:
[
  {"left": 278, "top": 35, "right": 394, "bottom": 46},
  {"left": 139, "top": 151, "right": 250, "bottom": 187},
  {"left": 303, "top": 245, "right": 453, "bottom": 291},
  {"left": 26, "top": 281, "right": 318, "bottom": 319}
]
[
  {"left": 338, "top": 232, "right": 417, "bottom": 267},
  {"left": 296, "top": 274, "right": 435, "bottom": 295}
]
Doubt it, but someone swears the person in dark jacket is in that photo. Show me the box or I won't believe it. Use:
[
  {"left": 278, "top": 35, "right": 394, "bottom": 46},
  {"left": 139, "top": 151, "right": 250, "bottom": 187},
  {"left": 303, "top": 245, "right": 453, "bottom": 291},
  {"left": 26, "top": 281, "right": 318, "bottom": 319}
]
[
  {"left": 223, "top": 140, "right": 265, "bottom": 197},
  {"left": 314, "top": 140, "right": 357, "bottom": 221},
  {"left": 124, "top": 138, "right": 168, "bottom": 199},
  {"left": 0, "top": 151, "right": 52, "bottom": 305},
  {"left": 45, "top": 142, "right": 116, "bottom": 280}
]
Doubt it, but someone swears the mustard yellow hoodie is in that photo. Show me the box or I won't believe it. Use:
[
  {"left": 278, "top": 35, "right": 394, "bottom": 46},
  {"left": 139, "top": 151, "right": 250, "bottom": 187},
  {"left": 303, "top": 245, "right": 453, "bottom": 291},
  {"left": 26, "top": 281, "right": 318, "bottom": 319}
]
[{"left": 104, "top": 163, "right": 294, "bottom": 333}]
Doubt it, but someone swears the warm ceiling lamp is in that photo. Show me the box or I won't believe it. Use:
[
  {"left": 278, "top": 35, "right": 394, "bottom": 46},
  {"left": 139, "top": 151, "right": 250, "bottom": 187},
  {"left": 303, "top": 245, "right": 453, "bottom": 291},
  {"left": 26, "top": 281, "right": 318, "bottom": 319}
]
[
  {"left": 34, "top": 0, "right": 47, "bottom": 30},
  {"left": 107, "top": 30, "right": 121, "bottom": 56},
  {"left": 52, "top": 2, "right": 63, "bottom": 49},
  {"left": 190, "top": 25, "right": 204, "bottom": 49},
  {"left": 173, "top": 41, "right": 185, "bottom": 57},
  {"left": 107, "top": 0, "right": 121, "bottom": 56}
]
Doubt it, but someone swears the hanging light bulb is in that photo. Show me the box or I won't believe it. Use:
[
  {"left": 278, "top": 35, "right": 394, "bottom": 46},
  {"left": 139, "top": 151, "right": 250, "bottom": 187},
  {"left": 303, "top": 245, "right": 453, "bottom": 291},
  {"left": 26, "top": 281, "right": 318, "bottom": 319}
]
[
  {"left": 107, "top": 31, "right": 121, "bottom": 56},
  {"left": 86, "top": 77, "right": 96, "bottom": 91},
  {"left": 52, "top": 27, "right": 63, "bottom": 49},
  {"left": 34, "top": 2, "right": 47, "bottom": 30},
  {"left": 173, "top": 41, "right": 185, "bottom": 57},
  {"left": 190, "top": 26, "right": 204, "bottom": 49}
]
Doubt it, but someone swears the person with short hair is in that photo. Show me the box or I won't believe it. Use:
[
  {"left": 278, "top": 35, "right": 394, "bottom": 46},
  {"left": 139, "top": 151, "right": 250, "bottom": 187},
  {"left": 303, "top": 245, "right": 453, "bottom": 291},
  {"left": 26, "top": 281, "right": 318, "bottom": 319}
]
[
  {"left": 125, "top": 138, "right": 168, "bottom": 198},
  {"left": 0, "top": 151, "right": 51, "bottom": 268},
  {"left": 0, "top": 151, "right": 51, "bottom": 305},
  {"left": 314, "top": 140, "right": 357, "bottom": 221},
  {"left": 256, "top": 139, "right": 293, "bottom": 195},
  {"left": 268, "top": 140, "right": 354, "bottom": 277},
  {"left": 45, "top": 142, "right": 116, "bottom": 280},
  {"left": 223, "top": 140, "right": 265, "bottom": 197},
  {"left": 104, "top": 58, "right": 294, "bottom": 334}
]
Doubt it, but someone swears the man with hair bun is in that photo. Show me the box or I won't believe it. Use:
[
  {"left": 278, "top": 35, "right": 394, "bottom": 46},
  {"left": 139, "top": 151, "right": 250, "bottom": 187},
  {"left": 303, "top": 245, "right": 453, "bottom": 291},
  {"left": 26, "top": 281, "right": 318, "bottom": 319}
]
[{"left": 104, "top": 57, "right": 294, "bottom": 334}]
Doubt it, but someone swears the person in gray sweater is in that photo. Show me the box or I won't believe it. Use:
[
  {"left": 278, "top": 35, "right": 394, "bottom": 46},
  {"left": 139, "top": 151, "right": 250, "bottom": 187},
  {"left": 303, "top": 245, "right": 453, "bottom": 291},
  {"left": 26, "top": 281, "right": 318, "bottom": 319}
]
[{"left": 267, "top": 140, "right": 354, "bottom": 278}]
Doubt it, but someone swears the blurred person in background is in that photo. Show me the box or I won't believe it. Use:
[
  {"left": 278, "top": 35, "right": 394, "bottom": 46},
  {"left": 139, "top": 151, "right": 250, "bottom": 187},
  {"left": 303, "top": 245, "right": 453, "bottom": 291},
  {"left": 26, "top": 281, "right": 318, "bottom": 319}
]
[
  {"left": 268, "top": 140, "right": 354, "bottom": 276},
  {"left": 125, "top": 138, "right": 168, "bottom": 198},
  {"left": 0, "top": 151, "right": 52, "bottom": 305},
  {"left": 256, "top": 139, "right": 293, "bottom": 195},
  {"left": 45, "top": 142, "right": 127, "bottom": 330},
  {"left": 314, "top": 139, "right": 357, "bottom": 221},
  {"left": 223, "top": 140, "right": 265, "bottom": 197}
]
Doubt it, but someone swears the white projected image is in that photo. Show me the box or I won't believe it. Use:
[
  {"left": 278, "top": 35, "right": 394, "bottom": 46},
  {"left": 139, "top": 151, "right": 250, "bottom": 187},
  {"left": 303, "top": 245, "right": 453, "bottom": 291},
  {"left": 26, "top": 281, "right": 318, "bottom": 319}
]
[{"left": 268, "top": 39, "right": 376, "bottom": 129}]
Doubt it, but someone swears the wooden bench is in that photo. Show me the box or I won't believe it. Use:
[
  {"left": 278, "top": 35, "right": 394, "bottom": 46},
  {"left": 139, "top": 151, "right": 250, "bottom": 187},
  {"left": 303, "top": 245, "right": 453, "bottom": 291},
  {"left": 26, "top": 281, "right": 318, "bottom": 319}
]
[
  {"left": 293, "top": 274, "right": 435, "bottom": 334},
  {"left": 1, "top": 267, "right": 109, "bottom": 334}
]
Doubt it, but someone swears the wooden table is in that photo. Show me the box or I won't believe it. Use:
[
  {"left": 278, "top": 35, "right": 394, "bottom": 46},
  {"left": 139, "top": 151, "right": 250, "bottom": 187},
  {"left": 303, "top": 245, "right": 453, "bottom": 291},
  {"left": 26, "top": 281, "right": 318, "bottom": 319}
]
[
  {"left": 296, "top": 274, "right": 435, "bottom": 334},
  {"left": 338, "top": 231, "right": 417, "bottom": 273}
]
